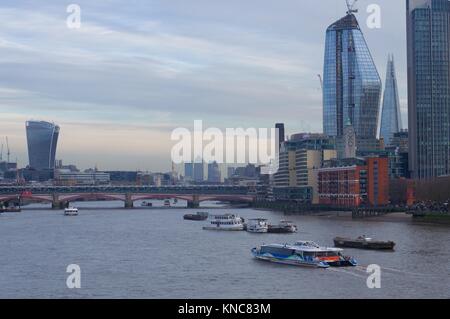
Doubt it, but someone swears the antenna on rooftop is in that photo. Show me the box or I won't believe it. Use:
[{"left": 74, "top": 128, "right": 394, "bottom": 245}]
[{"left": 346, "top": 0, "right": 358, "bottom": 15}]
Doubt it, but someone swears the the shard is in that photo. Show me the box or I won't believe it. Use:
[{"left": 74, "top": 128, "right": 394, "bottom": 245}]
[{"left": 380, "top": 54, "right": 402, "bottom": 145}]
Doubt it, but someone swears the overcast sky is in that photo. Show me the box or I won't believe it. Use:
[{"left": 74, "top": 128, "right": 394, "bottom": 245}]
[{"left": 0, "top": 0, "right": 408, "bottom": 171}]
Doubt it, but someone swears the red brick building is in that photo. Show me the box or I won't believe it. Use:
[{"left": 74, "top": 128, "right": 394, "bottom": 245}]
[{"left": 318, "top": 156, "right": 389, "bottom": 207}]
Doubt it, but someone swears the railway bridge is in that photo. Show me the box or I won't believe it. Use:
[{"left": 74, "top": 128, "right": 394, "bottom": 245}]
[{"left": 0, "top": 185, "right": 256, "bottom": 209}]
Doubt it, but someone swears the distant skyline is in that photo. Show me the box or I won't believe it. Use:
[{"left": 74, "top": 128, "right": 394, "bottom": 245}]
[{"left": 0, "top": 0, "right": 408, "bottom": 171}]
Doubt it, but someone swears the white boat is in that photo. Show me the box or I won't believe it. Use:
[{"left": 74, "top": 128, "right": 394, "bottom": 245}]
[
  {"left": 246, "top": 218, "right": 269, "bottom": 233},
  {"left": 64, "top": 207, "right": 79, "bottom": 216},
  {"left": 252, "top": 241, "right": 358, "bottom": 268},
  {"left": 203, "top": 214, "right": 244, "bottom": 231}
]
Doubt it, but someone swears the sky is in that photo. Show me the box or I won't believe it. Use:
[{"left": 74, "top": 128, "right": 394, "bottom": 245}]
[{"left": 0, "top": 0, "right": 408, "bottom": 171}]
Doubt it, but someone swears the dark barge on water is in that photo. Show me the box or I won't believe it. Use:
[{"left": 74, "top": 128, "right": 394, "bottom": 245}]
[
  {"left": 183, "top": 212, "right": 209, "bottom": 221},
  {"left": 333, "top": 236, "right": 395, "bottom": 250}
]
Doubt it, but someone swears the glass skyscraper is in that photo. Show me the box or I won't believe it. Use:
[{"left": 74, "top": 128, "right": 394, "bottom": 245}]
[
  {"left": 380, "top": 54, "right": 402, "bottom": 145},
  {"left": 323, "top": 13, "right": 381, "bottom": 138},
  {"left": 407, "top": 0, "right": 450, "bottom": 179},
  {"left": 26, "top": 121, "right": 60, "bottom": 170}
]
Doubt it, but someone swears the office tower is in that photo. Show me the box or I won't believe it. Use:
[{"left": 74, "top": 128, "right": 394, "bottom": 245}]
[
  {"left": 323, "top": 11, "right": 382, "bottom": 138},
  {"left": 26, "top": 121, "right": 60, "bottom": 170},
  {"left": 380, "top": 54, "right": 402, "bottom": 145},
  {"left": 184, "top": 162, "right": 194, "bottom": 180},
  {"left": 193, "top": 160, "right": 204, "bottom": 182},
  {"left": 407, "top": 0, "right": 450, "bottom": 179},
  {"left": 275, "top": 123, "right": 285, "bottom": 147},
  {"left": 207, "top": 161, "right": 221, "bottom": 183}
]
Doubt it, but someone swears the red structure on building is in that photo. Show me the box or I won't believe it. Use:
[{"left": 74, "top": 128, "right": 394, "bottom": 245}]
[{"left": 318, "top": 156, "right": 389, "bottom": 207}]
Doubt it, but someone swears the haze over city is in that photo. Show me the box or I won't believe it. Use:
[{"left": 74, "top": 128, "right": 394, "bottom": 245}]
[{"left": 1, "top": 0, "right": 407, "bottom": 170}]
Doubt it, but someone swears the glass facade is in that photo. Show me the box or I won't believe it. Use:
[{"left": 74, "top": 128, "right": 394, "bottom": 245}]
[
  {"left": 407, "top": 0, "right": 450, "bottom": 179},
  {"left": 26, "top": 121, "right": 60, "bottom": 170},
  {"left": 323, "top": 14, "right": 381, "bottom": 139},
  {"left": 380, "top": 54, "right": 402, "bottom": 145}
]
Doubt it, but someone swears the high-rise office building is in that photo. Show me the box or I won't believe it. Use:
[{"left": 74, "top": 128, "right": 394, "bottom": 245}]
[
  {"left": 207, "top": 161, "right": 221, "bottom": 183},
  {"left": 275, "top": 123, "right": 285, "bottom": 148},
  {"left": 407, "top": 0, "right": 450, "bottom": 179},
  {"left": 184, "top": 162, "right": 194, "bottom": 180},
  {"left": 193, "top": 160, "right": 204, "bottom": 182},
  {"left": 26, "top": 121, "right": 60, "bottom": 170},
  {"left": 380, "top": 54, "right": 402, "bottom": 145},
  {"left": 323, "top": 12, "right": 382, "bottom": 138}
]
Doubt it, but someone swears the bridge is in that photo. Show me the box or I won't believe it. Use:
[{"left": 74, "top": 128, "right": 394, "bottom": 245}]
[{"left": 0, "top": 185, "right": 256, "bottom": 209}]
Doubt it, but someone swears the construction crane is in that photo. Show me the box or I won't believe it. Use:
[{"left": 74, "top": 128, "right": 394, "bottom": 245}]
[
  {"left": 346, "top": 0, "right": 358, "bottom": 14},
  {"left": 6, "top": 136, "right": 10, "bottom": 163}
]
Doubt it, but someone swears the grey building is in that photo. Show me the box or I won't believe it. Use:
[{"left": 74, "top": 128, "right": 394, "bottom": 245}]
[
  {"left": 380, "top": 54, "right": 402, "bottom": 145},
  {"left": 407, "top": 0, "right": 450, "bottom": 179},
  {"left": 26, "top": 121, "right": 60, "bottom": 170},
  {"left": 323, "top": 12, "right": 382, "bottom": 139},
  {"left": 207, "top": 161, "right": 221, "bottom": 183}
]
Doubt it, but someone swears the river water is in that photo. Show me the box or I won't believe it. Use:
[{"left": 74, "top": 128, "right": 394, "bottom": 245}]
[{"left": 0, "top": 201, "right": 449, "bottom": 299}]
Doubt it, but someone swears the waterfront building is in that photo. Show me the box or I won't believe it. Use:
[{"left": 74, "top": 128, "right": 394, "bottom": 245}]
[
  {"left": 323, "top": 11, "right": 382, "bottom": 139},
  {"left": 26, "top": 121, "right": 60, "bottom": 170},
  {"left": 407, "top": 0, "right": 450, "bottom": 179},
  {"left": 54, "top": 169, "right": 110, "bottom": 186},
  {"left": 380, "top": 54, "right": 402, "bottom": 145},
  {"left": 273, "top": 134, "right": 337, "bottom": 203},
  {"left": 318, "top": 156, "right": 389, "bottom": 207}
]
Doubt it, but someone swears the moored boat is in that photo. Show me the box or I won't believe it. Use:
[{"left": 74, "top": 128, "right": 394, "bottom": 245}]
[
  {"left": 268, "top": 220, "right": 298, "bottom": 233},
  {"left": 164, "top": 199, "right": 170, "bottom": 207},
  {"left": 252, "top": 241, "right": 357, "bottom": 268},
  {"left": 141, "top": 201, "right": 153, "bottom": 207},
  {"left": 184, "top": 212, "right": 209, "bottom": 221},
  {"left": 203, "top": 214, "right": 244, "bottom": 231},
  {"left": 0, "top": 206, "right": 21, "bottom": 213},
  {"left": 334, "top": 236, "right": 395, "bottom": 250},
  {"left": 64, "top": 207, "right": 79, "bottom": 216},
  {"left": 246, "top": 218, "right": 269, "bottom": 233}
]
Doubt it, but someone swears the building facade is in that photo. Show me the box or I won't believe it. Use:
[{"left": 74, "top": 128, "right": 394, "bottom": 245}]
[
  {"left": 318, "top": 156, "right": 389, "bottom": 207},
  {"left": 323, "top": 13, "right": 382, "bottom": 139},
  {"left": 26, "top": 121, "right": 60, "bottom": 170},
  {"left": 207, "top": 161, "right": 221, "bottom": 183},
  {"left": 380, "top": 54, "right": 402, "bottom": 145},
  {"left": 407, "top": 0, "right": 450, "bottom": 179}
]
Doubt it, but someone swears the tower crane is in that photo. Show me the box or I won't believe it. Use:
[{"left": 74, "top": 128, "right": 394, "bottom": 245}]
[{"left": 346, "top": 0, "right": 358, "bottom": 14}]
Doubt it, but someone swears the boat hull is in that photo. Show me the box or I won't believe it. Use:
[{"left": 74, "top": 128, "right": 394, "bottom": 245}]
[
  {"left": 267, "top": 226, "right": 297, "bottom": 234},
  {"left": 251, "top": 249, "right": 329, "bottom": 268},
  {"left": 203, "top": 226, "right": 244, "bottom": 231},
  {"left": 334, "top": 237, "right": 395, "bottom": 250},
  {"left": 184, "top": 215, "right": 208, "bottom": 221}
]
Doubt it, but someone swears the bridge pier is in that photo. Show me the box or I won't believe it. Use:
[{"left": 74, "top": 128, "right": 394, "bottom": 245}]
[
  {"left": 125, "top": 193, "right": 134, "bottom": 209},
  {"left": 187, "top": 195, "right": 200, "bottom": 208},
  {"left": 51, "top": 194, "right": 62, "bottom": 210}
]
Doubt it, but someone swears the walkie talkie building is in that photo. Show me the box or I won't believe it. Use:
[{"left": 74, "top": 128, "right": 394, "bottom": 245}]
[
  {"left": 322, "top": 13, "right": 381, "bottom": 138},
  {"left": 26, "top": 121, "right": 60, "bottom": 170}
]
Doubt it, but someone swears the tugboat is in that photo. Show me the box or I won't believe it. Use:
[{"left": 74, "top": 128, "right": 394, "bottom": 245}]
[
  {"left": 252, "top": 241, "right": 357, "bottom": 268},
  {"left": 246, "top": 219, "right": 269, "bottom": 233},
  {"left": 184, "top": 212, "right": 209, "bottom": 221},
  {"left": 64, "top": 207, "right": 79, "bottom": 216},
  {"left": 268, "top": 220, "right": 298, "bottom": 233},
  {"left": 203, "top": 214, "right": 244, "bottom": 231},
  {"left": 333, "top": 235, "right": 396, "bottom": 250}
]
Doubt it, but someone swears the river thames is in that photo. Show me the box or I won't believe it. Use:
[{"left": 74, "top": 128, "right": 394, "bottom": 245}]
[{"left": 0, "top": 201, "right": 449, "bottom": 299}]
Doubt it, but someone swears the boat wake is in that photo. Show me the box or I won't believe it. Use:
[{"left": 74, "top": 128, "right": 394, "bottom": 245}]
[{"left": 326, "top": 267, "right": 367, "bottom": 279}]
